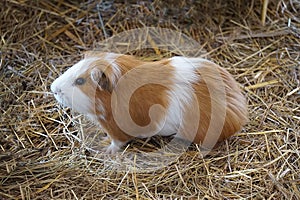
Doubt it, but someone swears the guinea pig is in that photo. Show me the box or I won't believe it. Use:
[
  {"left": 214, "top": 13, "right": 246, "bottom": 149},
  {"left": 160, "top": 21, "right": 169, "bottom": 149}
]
[{"left": 51, "top": 52, "right": 248, "bottom": 154}]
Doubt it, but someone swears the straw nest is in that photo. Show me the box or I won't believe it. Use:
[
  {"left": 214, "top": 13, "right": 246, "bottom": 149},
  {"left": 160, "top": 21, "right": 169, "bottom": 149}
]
[{"left": 1, "top": 0, "right": 299, "bottom": 199}]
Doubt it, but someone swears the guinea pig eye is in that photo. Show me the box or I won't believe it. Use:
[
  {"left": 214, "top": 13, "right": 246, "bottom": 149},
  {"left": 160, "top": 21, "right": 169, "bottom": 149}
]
[{"left": 74, "top": 77, "right": 86, "bottom": 85}]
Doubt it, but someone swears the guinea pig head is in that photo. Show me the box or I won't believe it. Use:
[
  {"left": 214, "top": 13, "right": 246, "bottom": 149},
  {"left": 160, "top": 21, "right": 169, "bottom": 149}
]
[{"left": 51, "top": 53, "right": 120, "bottom": 117}]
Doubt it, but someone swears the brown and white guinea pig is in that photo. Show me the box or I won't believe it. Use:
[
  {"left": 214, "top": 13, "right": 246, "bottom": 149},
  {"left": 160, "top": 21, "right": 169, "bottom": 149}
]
[{"left": 51, "top": 51, "right": 248, "bottom": 154}]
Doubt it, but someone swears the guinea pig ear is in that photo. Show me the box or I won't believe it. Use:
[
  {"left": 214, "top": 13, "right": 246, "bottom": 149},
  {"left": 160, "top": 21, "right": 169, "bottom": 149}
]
[{"left": 90, "top": 68, "right": 112, "bottom": 92}]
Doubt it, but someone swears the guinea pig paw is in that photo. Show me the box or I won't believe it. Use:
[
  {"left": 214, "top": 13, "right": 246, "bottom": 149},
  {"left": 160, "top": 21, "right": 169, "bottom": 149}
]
[
  {"left": 104, "top": 143, "right": 121, "bottom": 154},
  {"left": 101, "top": 135, "right": 111, "bottom": 143}
]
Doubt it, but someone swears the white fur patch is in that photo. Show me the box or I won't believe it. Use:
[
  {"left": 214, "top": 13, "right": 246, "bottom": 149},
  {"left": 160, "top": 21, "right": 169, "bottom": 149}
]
[
  {"left": 158, "top": 57, "right": 202, "bottom": 136},
  {"left": 169, "top": 56, "right": 205, "bottom": 83},
  {"left": 51, "top": 57, "right": 101, "bottom": 114}
]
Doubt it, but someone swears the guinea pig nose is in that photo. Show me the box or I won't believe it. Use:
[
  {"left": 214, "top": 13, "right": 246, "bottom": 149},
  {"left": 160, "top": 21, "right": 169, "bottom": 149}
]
[
  {"left": 55, "top": 88, "right": 62, "bottom": 94},
  {"left": 51, "top": 85, "right": 61, "bottom": 94}
]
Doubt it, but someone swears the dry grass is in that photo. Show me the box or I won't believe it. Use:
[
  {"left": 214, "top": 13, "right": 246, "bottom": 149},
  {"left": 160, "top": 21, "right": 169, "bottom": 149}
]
[{"left": 1, "top": 0, "right": 300, "bottom": 199}]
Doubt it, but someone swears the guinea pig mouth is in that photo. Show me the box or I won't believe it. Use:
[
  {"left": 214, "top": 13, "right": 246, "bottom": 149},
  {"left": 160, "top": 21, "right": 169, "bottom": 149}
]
[{"left": 53, "top": 94, "right": 69, "bottom": 108}]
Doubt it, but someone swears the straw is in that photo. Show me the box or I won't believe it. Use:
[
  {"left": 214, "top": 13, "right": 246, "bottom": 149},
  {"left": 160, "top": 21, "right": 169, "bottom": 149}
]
[{"left": 1, "top": 0, "right": 299, "bottom": 199}]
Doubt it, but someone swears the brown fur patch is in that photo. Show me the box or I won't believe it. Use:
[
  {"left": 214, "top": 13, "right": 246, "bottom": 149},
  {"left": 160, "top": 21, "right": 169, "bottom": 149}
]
[{"left": 177, "top": 60, "right": 248, "bottom": 145}]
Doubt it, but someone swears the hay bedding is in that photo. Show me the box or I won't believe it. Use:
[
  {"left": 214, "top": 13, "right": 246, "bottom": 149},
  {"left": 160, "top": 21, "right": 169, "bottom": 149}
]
[{"left": 0, "top": 0, "right": 299, "bottom": 199}]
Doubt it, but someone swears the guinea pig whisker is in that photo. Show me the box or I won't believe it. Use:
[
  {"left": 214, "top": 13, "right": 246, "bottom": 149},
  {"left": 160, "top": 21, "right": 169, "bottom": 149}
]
[{"left": 28, "top": 91, "right": 54, "bottom": 95}]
